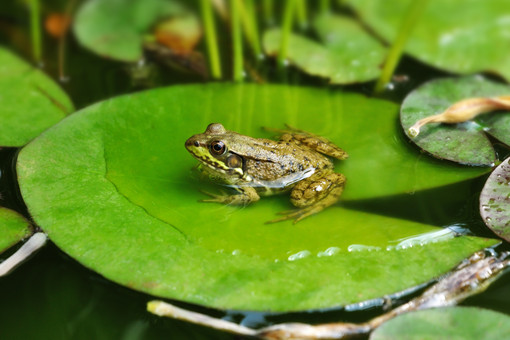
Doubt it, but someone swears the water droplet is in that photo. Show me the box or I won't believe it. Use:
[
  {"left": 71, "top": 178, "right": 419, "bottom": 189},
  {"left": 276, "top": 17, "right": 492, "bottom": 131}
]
[
  {"left": 288, "top": 250, "right": 311, "bottom": 261},
  {"left": 231, "top": 249, "right": 241, "bottom": 256},
  {"left": 348, "top": 244, "right": 381, "bottom": 252},
  {"left": 317, "top": 247, "right": 340, "bottom": 257}
]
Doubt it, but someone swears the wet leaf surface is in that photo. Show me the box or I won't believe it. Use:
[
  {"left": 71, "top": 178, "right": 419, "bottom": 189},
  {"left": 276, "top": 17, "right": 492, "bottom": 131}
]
[
  {"left": 370, "top": 307, "right": 510, "bottom": 340},
  {"left": 346, "top": 0, "right": 510, "bottom": 82},
  {"left": 17, "top": 84, "right": 496, "bottom": 311},
  {"left": 0, "top": 207, "right": 31, "bottom": 254},
  {"left": 480, "top": 157, "right": 510, "bottom": 241},
  {"left": 73, "top": 0, "right": 187, "bottom": 62},
  {"left": 0, "top": 48, "right": 73, "bottom": 147},
  {"left": 401, "top": 76, "right": 510, "bottom": 165},
  {"left": 263, "top": 15, "right": 386, "bottom": 84}
]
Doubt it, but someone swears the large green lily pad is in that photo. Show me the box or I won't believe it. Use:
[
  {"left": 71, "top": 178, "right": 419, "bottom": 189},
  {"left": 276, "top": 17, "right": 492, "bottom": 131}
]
[
  {"left": 401, "top": 76, "right": 510, "bottom": 166},
  {"left": 345, "top": 0, "right": 510, "bottom": 82},
  {"left": 480, "top": 157, "right": 510, "bottom": 241},
  {"left": 0, "top": 207, "right": 31, "bottom": 254},
  {"left": 0, "top": 48, "right": 73, "bottom": 146},
  {"left": 17, "top": 84, "right": 495, "bottom": 311},
  {"left": 371, "top": 307, "right": 510, "bottom": 340},
  {"left": 74, "top": 0, "right": 186, "bottom": 62},
  {"left": 263, "top": 14, "right": 386, "bottom": 84}
]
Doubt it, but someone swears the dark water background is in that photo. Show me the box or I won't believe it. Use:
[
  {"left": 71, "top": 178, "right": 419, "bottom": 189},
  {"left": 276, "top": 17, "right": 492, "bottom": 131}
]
[{"left": 1, "top": 0, "right": 510, "bottom": 339}]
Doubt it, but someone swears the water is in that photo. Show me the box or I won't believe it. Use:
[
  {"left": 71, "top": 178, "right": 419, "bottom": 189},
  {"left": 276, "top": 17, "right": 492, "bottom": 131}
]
[{"left": 1, "top": 1, "right": 510, "bottom": 338}]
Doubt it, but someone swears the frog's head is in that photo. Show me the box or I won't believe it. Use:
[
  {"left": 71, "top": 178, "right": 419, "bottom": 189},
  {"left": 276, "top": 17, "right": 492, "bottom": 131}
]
[{"left": 185, "top": 123, "right": 244, "bottom": 177}]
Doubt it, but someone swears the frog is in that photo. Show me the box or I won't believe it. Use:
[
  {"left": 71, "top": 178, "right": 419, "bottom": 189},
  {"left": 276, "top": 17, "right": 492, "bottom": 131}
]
[{"left": 184, "top": 123, "right": 348, "bottom": 223}]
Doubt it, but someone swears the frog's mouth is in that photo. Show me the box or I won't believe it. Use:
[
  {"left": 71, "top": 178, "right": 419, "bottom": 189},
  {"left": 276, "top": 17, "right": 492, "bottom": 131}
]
[{"left": 185, "top": 139, "right": 243, "bottom": 177}]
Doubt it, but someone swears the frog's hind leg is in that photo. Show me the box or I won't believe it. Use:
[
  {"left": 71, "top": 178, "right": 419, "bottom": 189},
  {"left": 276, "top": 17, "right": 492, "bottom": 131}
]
[
  {"left": 264, "top": 126, "right": 348, "bottom": 160},
  {"left": 267, "top": 171, "right": 346, "bottom": 224}
]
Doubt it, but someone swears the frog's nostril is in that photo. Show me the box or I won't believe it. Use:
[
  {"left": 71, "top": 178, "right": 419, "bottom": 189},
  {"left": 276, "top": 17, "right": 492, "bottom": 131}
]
[{"left": 194, "top": 141, "right": 200, "bottom": 147}]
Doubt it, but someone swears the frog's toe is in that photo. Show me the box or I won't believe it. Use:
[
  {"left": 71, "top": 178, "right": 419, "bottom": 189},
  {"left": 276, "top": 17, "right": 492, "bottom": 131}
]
[
  {"left": 198, "top": 189, "right": 227, "bottom": 203},
  {"left": 267, "top": 205, "right": 325, "bottom": 224},
  {"left": 265, "top": 209, "right": 305, "bottom": 224}
]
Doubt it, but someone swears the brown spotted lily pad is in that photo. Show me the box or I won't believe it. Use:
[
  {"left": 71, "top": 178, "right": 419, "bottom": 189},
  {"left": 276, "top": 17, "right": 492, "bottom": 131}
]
[{"left": 480, "top": 157, "right": 510, "bottom": 241}]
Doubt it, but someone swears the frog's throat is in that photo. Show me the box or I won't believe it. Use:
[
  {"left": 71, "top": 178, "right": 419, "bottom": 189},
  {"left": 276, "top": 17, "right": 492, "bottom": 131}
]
[{"left": 189, "top": 147, "right": 243, "bottom": 177}]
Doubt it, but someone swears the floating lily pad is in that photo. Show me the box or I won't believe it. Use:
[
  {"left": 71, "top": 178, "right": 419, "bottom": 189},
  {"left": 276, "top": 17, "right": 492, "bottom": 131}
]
[
  {"left": 74, "top": 0, "right": 187, "bottom": 62},
  {"left": 480, "top": 157, "right": 510, "bottom": 241},
  {"left": 371, "top": 307, "right": 510, "bottom": 340},
  {"left": 346, "top": 0, "right": 510, "bottom": 82},
  {"left": 0, "top": 48, "right": 72, "bottom": 146},
  {"left": 17, "top": 84, "right": 495, "bottom": 311},
  {"left": 263, "top": 14, "right": 386, "bottom": 84},
  {"left": 401, "top": 76, "right": 510, "bottom": 166},
  {"left": 0, "top": 207, "right": 31, "bottom": 254}
]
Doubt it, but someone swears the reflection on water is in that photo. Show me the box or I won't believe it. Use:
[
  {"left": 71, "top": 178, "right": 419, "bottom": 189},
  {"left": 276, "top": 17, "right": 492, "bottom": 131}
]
[{"left": 387, "top": 225, "right": 470, "bottom": 251}]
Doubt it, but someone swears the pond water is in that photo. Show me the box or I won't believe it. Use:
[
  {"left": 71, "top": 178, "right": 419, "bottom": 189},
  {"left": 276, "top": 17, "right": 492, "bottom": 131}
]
[{"left": 1, "top": 1, "right": 510, "bottom": 338}]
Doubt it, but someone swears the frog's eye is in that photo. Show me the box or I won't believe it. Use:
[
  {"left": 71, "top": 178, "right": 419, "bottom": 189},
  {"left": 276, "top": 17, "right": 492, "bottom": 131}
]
[{"left": 210, "top": 140, "right": 226, "bottom": 155}]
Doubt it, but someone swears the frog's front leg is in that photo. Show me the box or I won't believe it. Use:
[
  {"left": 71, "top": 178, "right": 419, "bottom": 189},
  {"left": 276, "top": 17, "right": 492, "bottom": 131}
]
[
  {"left": 267, "top": 171, "right": 345, "bottom": 224},
  {"left": 200, "top": 186, "right": 260, "bottom": 205}
]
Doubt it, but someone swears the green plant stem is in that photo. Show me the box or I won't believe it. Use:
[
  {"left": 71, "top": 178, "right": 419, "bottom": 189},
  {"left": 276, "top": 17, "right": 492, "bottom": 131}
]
[
  {"left": 263, "top": 0, "right": 274, "bottom": 26},
  {"left": 28, "top": 0, "right": 42, "bottom": 65},
  {"left": 319, "top": 0, "right": 331, "bottom": 14},
  {"left": 238, "top": 0, "right": 261, "bottom": 58},
  {"left": 200, "top": 0, "right": 222, "bottom": 79},
  {"left": 278, "top": 0, "right": 297, "bottom": 69},
  {"left": 295, "top": 0, "right": 308, "bottom": 29},
  {"left": 231, "top": 0, "right": 243, "bottom": 81},
  {"left": 374, "top": 0, "right": 429, "bottom": 93}
]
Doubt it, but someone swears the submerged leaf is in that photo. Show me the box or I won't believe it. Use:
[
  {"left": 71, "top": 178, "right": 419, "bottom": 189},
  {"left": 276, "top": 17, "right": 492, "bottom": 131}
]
[
  {"left": 346, "top": 0, "right": 510, "bottom": 82},
  {"left": 154, "top": 14, "right": 202, "bottom": 55},
  {"left": 0, "top": 207, "right": 31, "bottom": 254},
  {"left": 370, "top": 307, "right": 510, "bottom": 340},
  {"left": 73, "top": 0, "right": 187, "bottom": 61},
  {"left": 17, "top": 84, "right": 495, "bottom": 311},
  {"left": 480, "top": 157, "right": 510, "bottom": 241},
  {"left": 401, "top": 76, "right": 510, "bottom": 165},
  {"left": 263, "top": 15, "right": 386, "bottom": 84},
  {"left": 0, "top": 48, "right": 73, "bottom": 146}
]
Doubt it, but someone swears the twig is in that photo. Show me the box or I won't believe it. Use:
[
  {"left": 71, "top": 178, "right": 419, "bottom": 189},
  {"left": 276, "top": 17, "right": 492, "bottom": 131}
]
[
  {"left": 278, "top": 0, "right": 298, "bottom": 69},
  {"left": 231, "top": 0, "right": 244, "bottom": 81},
  {"left": 200, "top": 0, "right": 222, "bottom": 79},
  {"left": 28, "top": 0, "right": 42, "bottom": 65},
  {"left": 374, "top": 0, "right": 429, "bottom": 93},
  {"left": 0, "top": 232, "right": 47, "bottom": 276}
]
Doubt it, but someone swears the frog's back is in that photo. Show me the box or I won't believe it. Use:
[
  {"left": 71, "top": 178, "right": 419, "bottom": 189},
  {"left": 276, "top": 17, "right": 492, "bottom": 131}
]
[{"left": 242, "top": 139, "right": 333, "bottom": 185}]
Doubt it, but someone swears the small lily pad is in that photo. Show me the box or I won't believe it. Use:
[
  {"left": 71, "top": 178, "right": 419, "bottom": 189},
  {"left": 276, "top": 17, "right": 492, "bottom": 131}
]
[
  {"left": 346, "top": 0, "right": 510, "bottom": 82},
  {"left": 17, "top": 84, "right": 496, "bottom": 311},
  {"left": 74, "top": 0, "right": 187, "bottom": 62},
  {"left": 0, "top": 48, "right": 73, "bottom": 146},
  {"left": 480, "top": 157, "right": 510, "bottom": 241},
  {"left": 401, "top": 76, "right": 510, "bottom": 165},
  {"left": 263, "top": 14, "right": 386, "bottom": 84},
  {"left": 0, "top": 207, "right": 31, "bottom": 254},
  {"left": 370, "top": 307, "right": 510, "bottom": 340}
]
